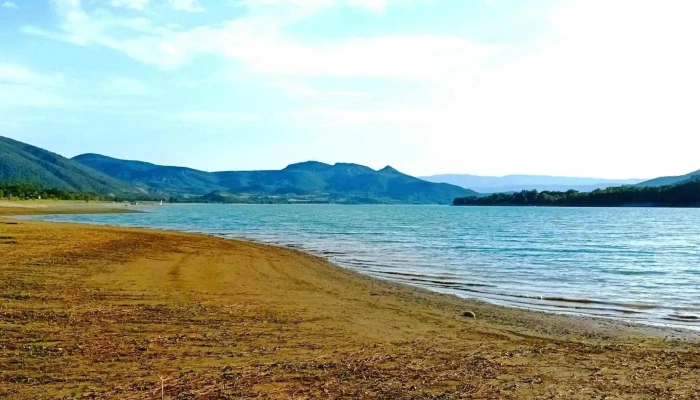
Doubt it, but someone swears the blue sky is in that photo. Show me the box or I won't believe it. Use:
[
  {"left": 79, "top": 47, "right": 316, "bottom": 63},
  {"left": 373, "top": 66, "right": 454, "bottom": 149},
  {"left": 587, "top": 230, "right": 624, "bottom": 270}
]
[{"left": 1, "top": 0, "right": 699, "bottom": 178}]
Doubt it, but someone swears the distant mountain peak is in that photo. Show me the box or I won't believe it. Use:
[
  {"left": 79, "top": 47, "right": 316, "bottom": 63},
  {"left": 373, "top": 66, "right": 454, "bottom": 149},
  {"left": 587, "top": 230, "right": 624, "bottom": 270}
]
[
  {"left": 283, "top": 161, "right": 332, "bottom": 171},
  {"left": 74, "top": 153, "right": 158, "bottom": 168},
  {"left": 379, "top": 166, "right": 401, "bottom": 174},
  {"left": 331, "top": 162, "right": 375, "bottom": 175}
]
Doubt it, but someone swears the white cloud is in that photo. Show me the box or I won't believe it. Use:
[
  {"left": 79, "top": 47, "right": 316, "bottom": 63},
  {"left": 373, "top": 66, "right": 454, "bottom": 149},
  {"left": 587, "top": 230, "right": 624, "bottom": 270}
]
[
  {"left": 176, "top": 111, "right": 259, "bottom": 124},
  {"left": 0, "top": 114, "right": 84, "bottom": 130},
  {"left": 266, "top": 81, "right": 367, "bottom": 99},
  {"left": 0, "top": 63, "right": 150, "bottom": 112},
  {"left": 220, "top": 34, "right": 493, "bottom": 79},
  {"left": 110, "top": 0, "right": 149, "bottom": 10},
  {"left": 1, "top": 1, "right": 18, "bottom": 8},
  {"left": 23, "top": 1, "right": 153, "bottom": 46},
  {"left": 460, "top": 0, "right": 700, "bottom": 147},
  {"left": 24, "top": 3, "right": 494, "bottom": 76},
  {"left": 241, "top": 0, "right": 418, "bottom": 12},
  {"left": 0, "top": 85, "right": 73, "bottom": 108},
  {"left": 102, "top": 76, "right": 148, "bottom": 95},
  {"left": 348, "top": 0, "right": 387, "bottom": 12},
  {"left": 266, "top": 82, "right": 321, "bottom": 99},
  {"left": 289, "top": 106, "right": 439, "bottom": 128},
  {"left": 0, "top": 64, "right": 72, "bottom": 109},
  {"left": 0, "top": 63, "right": 65, "bottom": 86},
  {"left": 283, "top": 0, "right": 700, "bottom": 178},
  {"left": 28, "top": 0, "right": 478, "bottom": 78},
  {"left": 327, "top": 91, "right": 367, "bottom": 98},
  {"left": 168, "top": 0, "right": 205, "bottom": 12}
]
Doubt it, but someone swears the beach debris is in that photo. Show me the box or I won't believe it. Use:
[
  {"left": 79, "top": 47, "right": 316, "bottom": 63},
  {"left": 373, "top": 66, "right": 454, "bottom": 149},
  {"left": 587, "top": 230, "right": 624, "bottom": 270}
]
[{"left": 462, "top": 311, "right": 476, "bottom": 318}]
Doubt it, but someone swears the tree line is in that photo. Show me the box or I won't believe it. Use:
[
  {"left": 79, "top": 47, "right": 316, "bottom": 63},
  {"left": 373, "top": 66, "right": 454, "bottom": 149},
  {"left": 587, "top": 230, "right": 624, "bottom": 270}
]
[
  {"left": 453, "top": 178, "right": 700, "bottom": 207},
  {"left": 0, "top": 181, "right": 331, "bottom": 204},
  {"left": 0, "top": 181, "right": 166, "bottom": 202},
  {"left": 0, "top": 182, "right": 106, "bottom": 201}
]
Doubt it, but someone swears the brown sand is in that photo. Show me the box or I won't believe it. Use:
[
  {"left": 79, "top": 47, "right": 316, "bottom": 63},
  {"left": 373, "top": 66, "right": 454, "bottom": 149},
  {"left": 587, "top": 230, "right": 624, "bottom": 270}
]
[{"left": 1, "top": 203, "right": 699, "bottom": 399}]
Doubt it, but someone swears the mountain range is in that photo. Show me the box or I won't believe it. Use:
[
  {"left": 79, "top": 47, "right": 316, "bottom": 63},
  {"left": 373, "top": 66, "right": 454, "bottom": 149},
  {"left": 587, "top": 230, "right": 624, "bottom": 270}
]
[
  {"left": 73, "top": 153, "right": 476, "bottom": 204},
  {"left": 421, "top": 174, "right": 644, "bottom": 193},
  {"left": 0, "top": 136, "right": 475, "bottom": 204},
  {"left": 2, "top": 135, "right": 698, "bottom": 204}
]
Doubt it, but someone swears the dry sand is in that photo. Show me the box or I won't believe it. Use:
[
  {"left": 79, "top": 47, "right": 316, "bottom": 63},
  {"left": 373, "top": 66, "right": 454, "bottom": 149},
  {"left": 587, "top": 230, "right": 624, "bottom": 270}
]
[{"left": 1, "top": 203, "right": 699, "bottom": 399}]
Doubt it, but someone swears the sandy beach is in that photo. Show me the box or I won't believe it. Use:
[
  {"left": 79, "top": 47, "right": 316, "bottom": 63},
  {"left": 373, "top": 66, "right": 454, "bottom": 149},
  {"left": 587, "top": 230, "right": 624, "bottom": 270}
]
[{"left": 1, "top": 203, "right": 699, "bottom": 399}]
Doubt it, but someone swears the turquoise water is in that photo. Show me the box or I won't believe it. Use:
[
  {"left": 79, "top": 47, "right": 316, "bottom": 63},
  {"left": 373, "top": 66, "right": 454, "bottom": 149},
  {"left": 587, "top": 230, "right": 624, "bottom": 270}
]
[{"left": 34, "top": 204, "right": 700, "bottom": 327}]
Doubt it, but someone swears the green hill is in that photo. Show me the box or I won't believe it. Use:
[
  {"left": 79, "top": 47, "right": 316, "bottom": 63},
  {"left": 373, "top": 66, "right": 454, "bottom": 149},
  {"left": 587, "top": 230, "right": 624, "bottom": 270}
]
[
  {"left": 0, "top": 136, "right": 140, "bottom": 196},
  {"left": 74, "top": 155, "right": 476, "bottom": 204},
  {"left": 637, "top": 169, "right": 700, "bottom": 187},
  {"left": 72, "top": 153, "right": 223, "bottom": 195}
]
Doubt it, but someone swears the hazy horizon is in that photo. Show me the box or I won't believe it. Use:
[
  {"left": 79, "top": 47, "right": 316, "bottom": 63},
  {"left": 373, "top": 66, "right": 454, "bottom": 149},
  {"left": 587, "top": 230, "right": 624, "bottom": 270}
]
[
  {"left": 420, "top": 173, "right": 647, "bottom": 181},
  {"left": 2, "top": 1, "right": 698, "bottom": 179}
]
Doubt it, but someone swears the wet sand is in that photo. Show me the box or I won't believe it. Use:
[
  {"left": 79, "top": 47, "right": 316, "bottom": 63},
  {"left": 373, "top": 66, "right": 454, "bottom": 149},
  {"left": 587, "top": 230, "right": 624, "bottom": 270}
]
[{"left": 1, "top": 203, "right": 699, "bottom": 399}]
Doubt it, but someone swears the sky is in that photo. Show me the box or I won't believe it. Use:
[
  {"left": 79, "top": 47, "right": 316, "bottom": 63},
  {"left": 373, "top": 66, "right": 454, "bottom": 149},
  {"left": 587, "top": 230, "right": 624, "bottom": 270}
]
[{"left": 1, "top": 0, "right": 699, "bottom": 179}]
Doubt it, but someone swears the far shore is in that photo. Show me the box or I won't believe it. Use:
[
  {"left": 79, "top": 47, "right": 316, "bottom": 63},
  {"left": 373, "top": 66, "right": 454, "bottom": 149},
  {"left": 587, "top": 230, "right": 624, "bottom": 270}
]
[
  {"left": 1, "top": 202, "right": 699, "bottom": 399},
  {"left": 0, "top": 200, "right": 143, "bottom": 215}
]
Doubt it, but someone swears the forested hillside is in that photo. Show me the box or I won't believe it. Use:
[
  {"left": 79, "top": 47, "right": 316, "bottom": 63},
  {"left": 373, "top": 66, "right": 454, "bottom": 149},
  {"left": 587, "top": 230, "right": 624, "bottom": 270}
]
[
  {"left": 454, "top": 178, "right": 700, "bottom": 207},
  {"left": 0, "top": 136, "right": 140, "bottom": 196}
]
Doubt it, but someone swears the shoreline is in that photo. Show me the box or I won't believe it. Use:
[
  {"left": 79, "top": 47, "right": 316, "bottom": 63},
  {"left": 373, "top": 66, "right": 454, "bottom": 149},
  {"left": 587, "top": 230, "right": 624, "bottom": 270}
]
[
  {"left": 25, "top": 218, "right": 700, "bottom": 335},
  {"left": 0, "top": 200, "right": 142, "bottom": 215},
  {"left": 2, "top": 203, "right": 700, "bottom": 398},
  {"left": 214, "top": 235, "right": 700, "bottom": 334},
  {"left": 9, "top": 202, "right": 700, "bottom": 334},
  {"left": 22, "top": 205, "right": 700, "bottom": 333}
]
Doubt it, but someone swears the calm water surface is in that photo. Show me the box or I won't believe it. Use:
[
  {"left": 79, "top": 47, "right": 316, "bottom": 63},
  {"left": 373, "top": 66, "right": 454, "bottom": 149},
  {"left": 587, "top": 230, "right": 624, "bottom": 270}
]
[{"left": 34, "top": 204, "right": 700, "bottom": 328}]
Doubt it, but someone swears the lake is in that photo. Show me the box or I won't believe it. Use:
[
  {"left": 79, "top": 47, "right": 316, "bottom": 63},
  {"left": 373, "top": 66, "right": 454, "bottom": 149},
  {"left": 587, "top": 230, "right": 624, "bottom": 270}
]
[{"left": 33, "top": 204, "right": 700, "bottom": 328}]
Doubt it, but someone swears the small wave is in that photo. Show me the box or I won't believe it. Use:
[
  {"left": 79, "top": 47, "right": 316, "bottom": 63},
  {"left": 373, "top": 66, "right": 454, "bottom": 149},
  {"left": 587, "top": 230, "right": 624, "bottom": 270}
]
[
  {"left": 447, "top": 289, "right": 660, "bottom": 313},
  {"left": 459, "top": 293, "right": 646, "bottom": 316},
  {"left": 539, "top": 296, "right": 596, "bottom": 304},
  {"left": 538, "top": 297, "right": 659, "bottom": 311},
  {"left": 599, "top": 269, "right": 667, "bottom": 276},
  {"left": 666, "top": 314, "right": 700, "bottom": 321},
  {"left": 317, "top": 250, "right": 346, "bottom": 256},
  {"left": 377, "top": 275, "right": 491, "bottom": 288},
  {"left": 352, "top": 268, "right": 499, "bottom": 288},
  {"left": 680, "top": 269, "right": 700, "bottom": 276}
]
